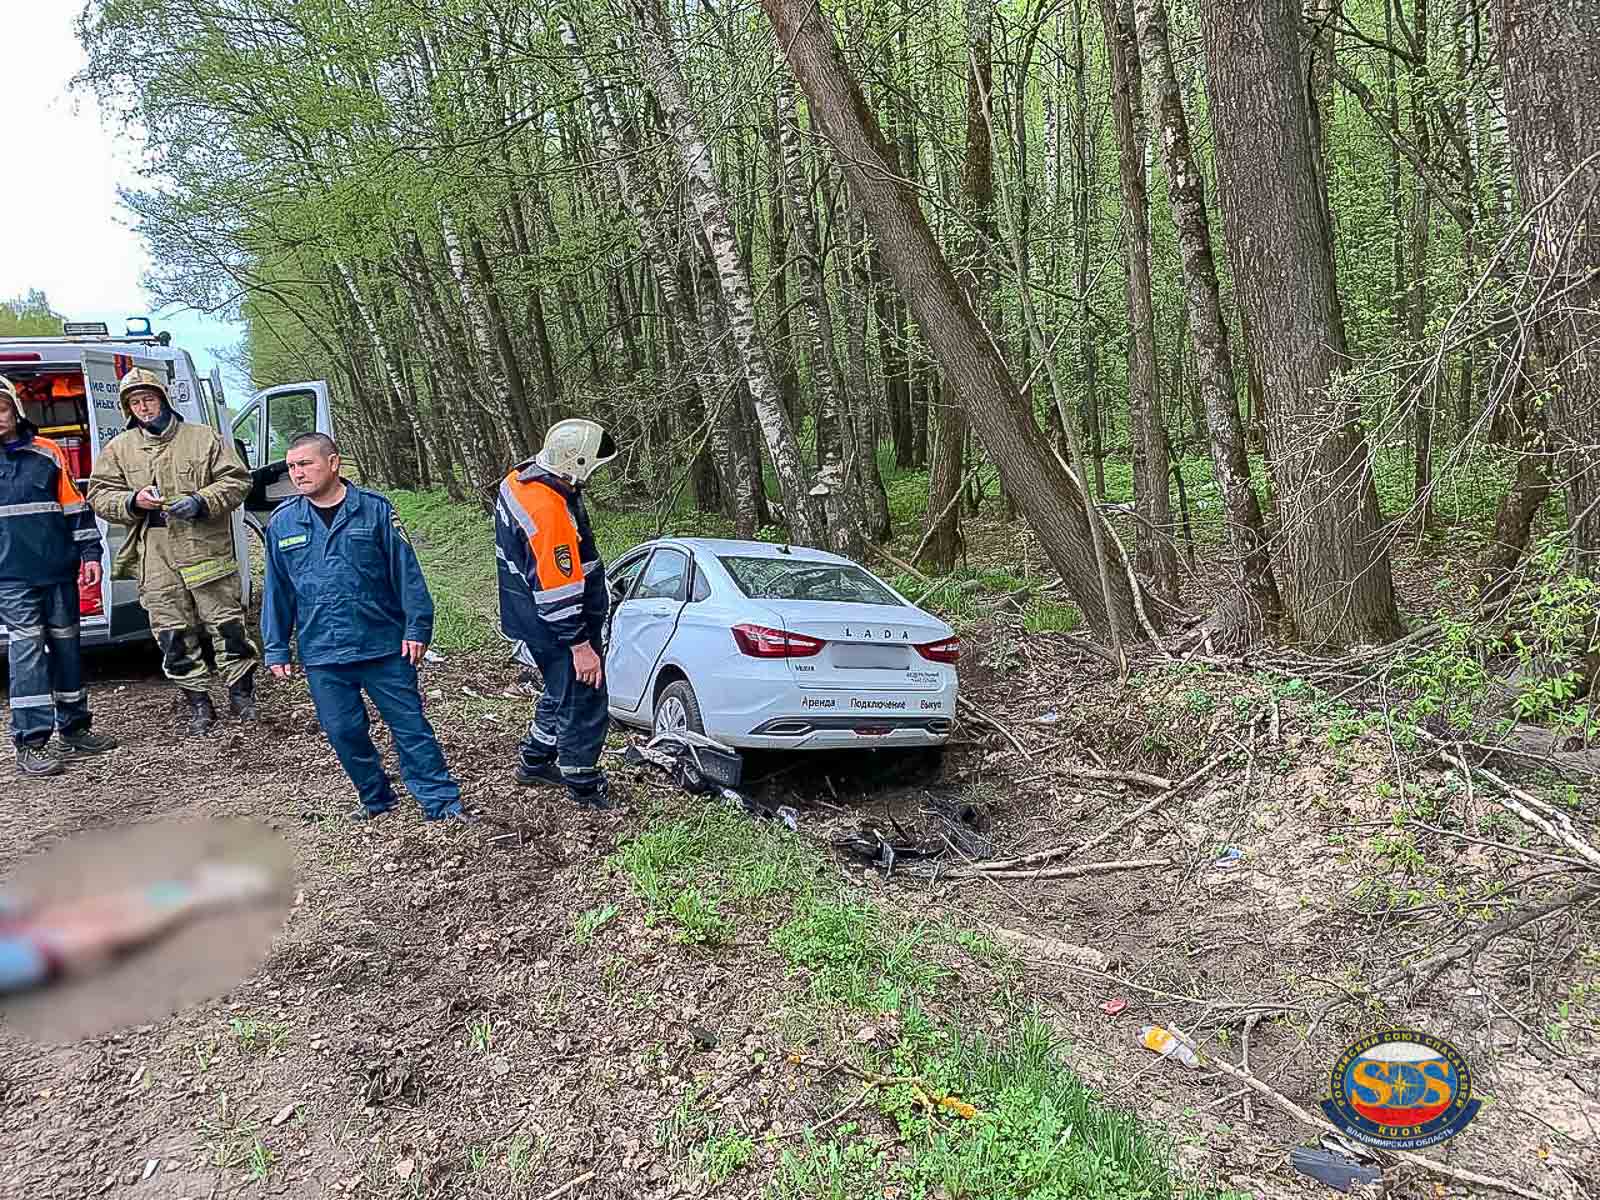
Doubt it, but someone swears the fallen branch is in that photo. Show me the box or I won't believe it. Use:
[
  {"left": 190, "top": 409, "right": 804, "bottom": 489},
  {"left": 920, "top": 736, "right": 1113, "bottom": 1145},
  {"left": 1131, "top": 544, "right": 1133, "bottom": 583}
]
[
  {"left": 1367, "top": 882, "right": 1600, "bottom": 994},
  {"left": 948, "top": 856, "right": 1170, "bottom": 882},
  {"left": 1161, "top": 1028, "right": 1553, "bottom": 1200},
  {"left": 957, "top": 696, "right": 1028, "bottom": 756},
  {"left": 957, "top": 752, "right": 1228, "bottom": 873},
  {"left": 1424, "top": 733, "right": 1600, "bottom": 873},
  {"left": 1058, "top": 764, "right": 1173, "bottom": 791}
]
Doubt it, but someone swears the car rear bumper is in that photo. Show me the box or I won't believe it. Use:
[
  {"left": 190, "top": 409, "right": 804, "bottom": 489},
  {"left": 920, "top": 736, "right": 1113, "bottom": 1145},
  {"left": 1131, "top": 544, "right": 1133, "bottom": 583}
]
[{"left": 737, "top": 714, "right": 952, "bottom": 750}]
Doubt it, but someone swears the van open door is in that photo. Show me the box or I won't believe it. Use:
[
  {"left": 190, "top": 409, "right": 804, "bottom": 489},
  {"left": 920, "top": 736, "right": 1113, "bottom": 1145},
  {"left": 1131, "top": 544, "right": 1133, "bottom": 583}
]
[
  {"left": 80, "top": 349, "right": 168, "bottom": 626},
  {"left": 234, "top": 381, "right": 334, "bottom": 518}
]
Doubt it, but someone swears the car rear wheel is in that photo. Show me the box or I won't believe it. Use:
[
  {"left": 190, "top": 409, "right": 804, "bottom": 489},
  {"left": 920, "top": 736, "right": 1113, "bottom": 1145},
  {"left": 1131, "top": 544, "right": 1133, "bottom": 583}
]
[{"left": 654, "top": 679, "right": 705, "bottom": 738}]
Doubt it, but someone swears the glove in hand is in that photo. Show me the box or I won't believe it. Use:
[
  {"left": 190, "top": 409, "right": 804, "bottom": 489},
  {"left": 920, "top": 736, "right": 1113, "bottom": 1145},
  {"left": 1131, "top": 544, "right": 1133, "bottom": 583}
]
[{"left": 167, "top": 494, "right": 205, "bottom": 521}]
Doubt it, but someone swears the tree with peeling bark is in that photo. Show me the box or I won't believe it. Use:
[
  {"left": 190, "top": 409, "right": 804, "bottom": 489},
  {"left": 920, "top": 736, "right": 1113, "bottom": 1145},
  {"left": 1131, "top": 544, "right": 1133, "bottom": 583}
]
[
  {"left": 627, "top": 0, "right": 823, "bottom": 549},
  {"left": 1132, "top": 0, "right": 1281, "bottom": 639},
  {"left": 558, "top": 16, "right": 755, "bottom": 538},
  {"left": 1202, "top": 0, "right": 1403, "bottom": 651},
  {"left": 761, "top": 0, "right": 1160, "bottom": 644},
  {"left": 770, "top": 64, "right": 867, "bottom": 559}
]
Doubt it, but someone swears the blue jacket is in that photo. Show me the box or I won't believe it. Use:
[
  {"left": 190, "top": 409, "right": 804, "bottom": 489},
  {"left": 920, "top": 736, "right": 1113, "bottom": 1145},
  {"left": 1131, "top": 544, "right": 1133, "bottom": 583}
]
[
  {"left": 0, "top": 425, "right": 103, "bottom": 584},
  {"left": 494, "top": 460, "right": 608, "bottom": 655},
  {"left": 261, "top": 484, "right": 434, "bottom": 668}
]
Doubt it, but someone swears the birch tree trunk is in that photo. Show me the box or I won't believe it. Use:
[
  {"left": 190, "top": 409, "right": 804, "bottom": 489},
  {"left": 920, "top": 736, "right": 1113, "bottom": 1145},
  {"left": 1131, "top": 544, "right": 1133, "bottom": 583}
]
[
  {"left": 772, "top": 64, "right": 867, "bottom": 557},
  {"left": 558, "top": 17, "right": 754, "bottom": 536},
  {"left": 1133, "top": 0, "right": 1282, "bottom": 637},
  {"left": 629, "top": 0, "right": 823, "bottom": 547},
  {"left": 763, "top": 0, "right": 1160, "bottom": 642}
]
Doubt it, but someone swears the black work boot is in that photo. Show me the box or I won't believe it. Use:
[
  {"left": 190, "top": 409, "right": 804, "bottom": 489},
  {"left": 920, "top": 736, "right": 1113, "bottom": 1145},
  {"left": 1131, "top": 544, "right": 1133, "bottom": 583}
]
[
  {"left": 186, "top": 690, "right": 217, "bottom": 735},
  {"left": 569, "top": 777, "right": 616, "bottom": 811},
  {"left": 228, "top": 669, "right": 258, "bottom": 721},
  {"left": 514, "top": 759, "right": 563, "bottom": 788},
  {"left": 15, "top": 743, "right": 64, "bottom": 778}
]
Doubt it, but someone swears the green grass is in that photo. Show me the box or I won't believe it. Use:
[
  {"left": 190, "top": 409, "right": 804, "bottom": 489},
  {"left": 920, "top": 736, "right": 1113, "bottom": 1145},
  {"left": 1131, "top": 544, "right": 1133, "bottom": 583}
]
[{"left": 607, "top": 800, "right": 1241, "bottom": 1200}]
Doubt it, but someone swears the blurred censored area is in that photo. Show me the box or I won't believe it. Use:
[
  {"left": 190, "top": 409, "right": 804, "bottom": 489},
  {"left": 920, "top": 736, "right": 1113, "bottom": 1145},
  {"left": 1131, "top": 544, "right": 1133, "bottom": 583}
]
[{"left": 0, "top": 817, "right": 293, "bottom": 1043}]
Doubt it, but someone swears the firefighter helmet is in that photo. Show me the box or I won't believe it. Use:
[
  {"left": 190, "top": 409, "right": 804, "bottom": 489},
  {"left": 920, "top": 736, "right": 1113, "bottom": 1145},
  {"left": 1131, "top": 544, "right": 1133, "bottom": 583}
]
[
  {"left": 0, "top": 374, "right": 25, "bottom": 425},
  {"left": 118, "top": 366, "right": 169, "bottom": 420},
  {"left": 536, "top": 418, "right": 618, "bottom": 484}
]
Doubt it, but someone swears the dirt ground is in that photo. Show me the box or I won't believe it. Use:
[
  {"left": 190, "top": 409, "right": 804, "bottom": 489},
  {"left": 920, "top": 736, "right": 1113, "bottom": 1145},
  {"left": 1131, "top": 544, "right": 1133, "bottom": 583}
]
[{"left": 0, "top": 610, "right": 1596, "bottom": 1200}]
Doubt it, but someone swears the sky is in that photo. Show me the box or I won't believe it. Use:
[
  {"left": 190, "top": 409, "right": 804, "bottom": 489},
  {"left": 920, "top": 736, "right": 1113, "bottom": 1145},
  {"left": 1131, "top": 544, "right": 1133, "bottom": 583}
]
[{"left": 0, "top": 2, "right": 253, "bottom": 405}]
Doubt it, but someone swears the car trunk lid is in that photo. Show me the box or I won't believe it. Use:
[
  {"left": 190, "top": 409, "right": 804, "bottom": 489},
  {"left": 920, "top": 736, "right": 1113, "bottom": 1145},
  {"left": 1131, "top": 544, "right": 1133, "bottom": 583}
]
[{"left": 760, "top": 599, "right": 951, "bottom": 691}]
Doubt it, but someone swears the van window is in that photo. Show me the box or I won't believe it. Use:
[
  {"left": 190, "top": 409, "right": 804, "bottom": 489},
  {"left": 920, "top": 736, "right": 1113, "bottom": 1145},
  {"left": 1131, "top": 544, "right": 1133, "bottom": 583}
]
[
  {"left": 234, "top": 406, "right": 262, "bottom": 467},
  {"left": 266, "top": 390, "right": 318, "bottom": 461}
]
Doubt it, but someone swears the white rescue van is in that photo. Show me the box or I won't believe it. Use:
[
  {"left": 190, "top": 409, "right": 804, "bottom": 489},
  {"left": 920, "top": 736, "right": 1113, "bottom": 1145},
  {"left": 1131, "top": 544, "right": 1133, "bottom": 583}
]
[{"left": 0, "top": 320, "right": 333, "bottom": 655}]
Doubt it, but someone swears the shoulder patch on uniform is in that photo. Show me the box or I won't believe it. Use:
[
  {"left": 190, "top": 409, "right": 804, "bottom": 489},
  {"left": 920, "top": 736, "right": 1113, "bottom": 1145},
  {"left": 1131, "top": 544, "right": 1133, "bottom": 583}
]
[
  {"left": 390, "top": 511, "right": 411, "bottom": 546},
  {"left": 278, "top": 533, "right": 308, "bottom": 549},
  {"left": 554, "top": 543, "right": 574, "bottom": 577}
]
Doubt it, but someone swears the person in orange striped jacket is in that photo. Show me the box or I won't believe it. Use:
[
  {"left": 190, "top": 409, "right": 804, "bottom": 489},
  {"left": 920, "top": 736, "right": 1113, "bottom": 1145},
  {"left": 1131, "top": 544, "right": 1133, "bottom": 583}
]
[
  {"left": 0, "top": 376, "right": 118, "bottom": 777},
  {"left": 495, "top": 420, "right": 617, "bottom": 809}
]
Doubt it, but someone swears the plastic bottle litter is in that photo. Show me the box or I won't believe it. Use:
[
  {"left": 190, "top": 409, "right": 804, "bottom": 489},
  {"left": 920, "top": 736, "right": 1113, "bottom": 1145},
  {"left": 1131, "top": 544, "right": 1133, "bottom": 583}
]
[{"left": 1139, "top": 1025, "right": 1201, "bottom": 1068}]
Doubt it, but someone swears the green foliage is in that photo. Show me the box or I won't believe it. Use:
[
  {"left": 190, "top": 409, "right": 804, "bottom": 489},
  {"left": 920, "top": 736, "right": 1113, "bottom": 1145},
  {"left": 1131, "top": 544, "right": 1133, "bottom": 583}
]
[
  {"left": 1396, "top": 533, "right": 1599, "bottom": 737},
  {"left": 0, "top": 291, "right": 64, "bottom": 338}
]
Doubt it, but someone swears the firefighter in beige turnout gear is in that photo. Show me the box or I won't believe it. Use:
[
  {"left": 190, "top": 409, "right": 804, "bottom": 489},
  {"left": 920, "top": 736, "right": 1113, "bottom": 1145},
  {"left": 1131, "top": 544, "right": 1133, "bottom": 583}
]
[{"left": 86, "top": 368, "right": 257, "bottom": 733}]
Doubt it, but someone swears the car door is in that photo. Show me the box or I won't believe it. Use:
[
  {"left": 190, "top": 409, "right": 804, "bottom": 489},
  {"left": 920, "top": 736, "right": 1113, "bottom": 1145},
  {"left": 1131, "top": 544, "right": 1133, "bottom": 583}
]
[
  {"left": 233, "top": 380, "right": 335, "bottom": 520},
  {"left": 608, "top": 547, "right": 690, "bottom": 713}
]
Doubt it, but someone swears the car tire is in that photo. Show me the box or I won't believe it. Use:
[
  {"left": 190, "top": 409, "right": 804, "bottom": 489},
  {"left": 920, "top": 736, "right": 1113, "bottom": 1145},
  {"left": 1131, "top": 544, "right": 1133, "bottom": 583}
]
[{"left": 653, "top": 679, "right": 706, "bottom": 738}]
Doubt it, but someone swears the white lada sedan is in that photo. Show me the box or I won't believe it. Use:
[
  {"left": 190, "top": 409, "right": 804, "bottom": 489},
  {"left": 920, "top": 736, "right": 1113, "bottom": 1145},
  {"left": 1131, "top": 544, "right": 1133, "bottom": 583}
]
[{"left": 602, "top": 538, "right": 959, "bottom": 750}]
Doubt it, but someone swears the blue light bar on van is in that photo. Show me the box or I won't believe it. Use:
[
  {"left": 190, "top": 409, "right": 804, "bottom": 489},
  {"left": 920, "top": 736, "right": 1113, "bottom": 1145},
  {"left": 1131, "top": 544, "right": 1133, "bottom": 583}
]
[
  {"left": 126, "top": 318, "right": 153, "bottom": 336},
  {"left": 63, "top": 322, "right": 110, "bottom": 336}
]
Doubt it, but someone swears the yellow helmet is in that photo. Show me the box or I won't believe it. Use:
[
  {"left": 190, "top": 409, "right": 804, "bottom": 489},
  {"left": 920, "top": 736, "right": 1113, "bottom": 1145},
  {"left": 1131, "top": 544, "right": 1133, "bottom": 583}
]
[
  {"left": 0, "top": 374, "right": 24, "bottom": 424},
  {"left": 118, "top": 366, "right": 169, "bottom": 419}
]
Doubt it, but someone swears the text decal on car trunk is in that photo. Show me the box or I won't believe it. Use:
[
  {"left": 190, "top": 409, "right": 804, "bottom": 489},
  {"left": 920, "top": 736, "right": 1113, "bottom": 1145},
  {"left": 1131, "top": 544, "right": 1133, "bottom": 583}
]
[{"left": 843, "top": 628, "right": 909, "bottom": 640}]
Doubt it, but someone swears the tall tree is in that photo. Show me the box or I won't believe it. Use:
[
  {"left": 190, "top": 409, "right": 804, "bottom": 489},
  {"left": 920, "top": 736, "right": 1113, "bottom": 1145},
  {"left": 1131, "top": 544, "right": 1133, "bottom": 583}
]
[
  {"left": 1102, "top": 0, "right": 1178, "bottom": 602},
  {"left": 1493, "top": 0, "right": 1600, "bottom": 578},
  {"left": 628, "top": 0, "right": 823, "bottom": 547},
  {"left": 1133, "top": 0, "right": 1281, "bottom": 636},
  {"left": 1202, "top": 0, "right": 1403, "bottom": 649},
  {"left": 763, "top": 0, "right": 1160, "bottom": 643}
]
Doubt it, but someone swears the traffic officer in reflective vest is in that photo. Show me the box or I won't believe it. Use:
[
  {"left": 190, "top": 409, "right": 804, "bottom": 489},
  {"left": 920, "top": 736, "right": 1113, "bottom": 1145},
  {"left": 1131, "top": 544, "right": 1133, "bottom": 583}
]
[
  {"left": 495, "top": 419, "right": 616, "bottom": 809},
  {"left": 261, "top": 433, "right": 469, "bottom": 824},
  {"left": 0, "top": 375, "right": 119, "bottom": 777},
  {"left": 86, "top": 368, "right": 258, "bottom": 734}
]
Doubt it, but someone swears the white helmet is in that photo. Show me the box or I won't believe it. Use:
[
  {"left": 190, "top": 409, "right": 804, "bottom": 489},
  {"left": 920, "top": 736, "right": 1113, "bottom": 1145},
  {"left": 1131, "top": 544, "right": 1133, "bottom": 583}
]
[
  {"left": 0, "top": 374, "right": 26, "bottom": 424},
  {"left": 536, "top": 418, "right": 617, "bottom": 484}
]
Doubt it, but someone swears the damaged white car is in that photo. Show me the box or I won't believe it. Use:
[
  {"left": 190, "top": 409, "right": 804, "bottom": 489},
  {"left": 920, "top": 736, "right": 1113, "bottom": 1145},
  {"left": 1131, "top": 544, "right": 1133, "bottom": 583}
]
[{"left": 602, "top": 538, "right": 959, "bottom": 751}]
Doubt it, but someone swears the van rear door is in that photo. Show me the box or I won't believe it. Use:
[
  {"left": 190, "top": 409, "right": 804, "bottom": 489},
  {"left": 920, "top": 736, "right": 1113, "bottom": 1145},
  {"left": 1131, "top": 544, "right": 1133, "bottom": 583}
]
[
  {"left": 80, "top": 349, "right": 167, "bottom": 623},
  {"left": 233, "top": 381, "right": 334, "bottom": 517}
]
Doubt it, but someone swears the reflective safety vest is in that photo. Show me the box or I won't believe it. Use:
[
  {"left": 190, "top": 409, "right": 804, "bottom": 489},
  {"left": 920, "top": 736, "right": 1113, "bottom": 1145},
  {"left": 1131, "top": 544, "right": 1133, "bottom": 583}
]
[
  {"left": 0, "top": 427, "right": 102, "bottom": 584},
  {"left": 494, "top": 460, "right": 608, "bottom": 654}
]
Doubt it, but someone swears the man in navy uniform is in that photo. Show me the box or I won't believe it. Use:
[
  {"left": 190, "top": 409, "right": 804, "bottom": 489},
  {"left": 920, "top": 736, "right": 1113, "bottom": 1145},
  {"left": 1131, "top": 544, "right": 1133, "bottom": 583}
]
[
  {"left": 0, "top": 375, "right": 118, "bottom": 777},
  {"left": 261, "top": 433, "right": 469, "bottom": 823},
  {"left": 495, "top": 419, "right": 616, "bottom": 809}
]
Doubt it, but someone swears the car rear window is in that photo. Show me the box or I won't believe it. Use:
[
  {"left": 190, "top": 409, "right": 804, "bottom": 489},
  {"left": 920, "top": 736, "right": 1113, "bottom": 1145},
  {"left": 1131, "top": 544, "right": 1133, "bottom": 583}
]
[{"left": 718, "top": 556, "right": 905, "bottom": 605}]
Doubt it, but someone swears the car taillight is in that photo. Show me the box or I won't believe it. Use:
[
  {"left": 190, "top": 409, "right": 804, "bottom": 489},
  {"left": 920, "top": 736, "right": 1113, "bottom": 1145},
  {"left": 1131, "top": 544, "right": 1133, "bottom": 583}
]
[
  {"left": 731, "top": 623, "right": 825, "bottom": 658},
  {"left": 915, "top": 637, "right": 961, "bottom": 664}
]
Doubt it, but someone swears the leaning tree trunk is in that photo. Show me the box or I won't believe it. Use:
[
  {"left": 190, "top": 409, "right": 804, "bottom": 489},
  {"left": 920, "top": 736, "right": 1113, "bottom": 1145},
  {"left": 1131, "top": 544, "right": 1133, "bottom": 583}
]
[
  {"left": 1134, "top": 0, "right": 1281, "bottom": 637},
  {"left": 630, "top": 0, "right": 823, "bottom": 547},
  {"left": 764, "top": 0, "right": 1159, "bottom": 642},
  {"left": 1102, "top": 0, "right": 1179, "bottom": 603},
  {"left": 1493, "top": 0, "right": 1600, "bottom": 578},
  {"left": 1202, "top": 0, "right": 1403, "bottom": 650}
]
